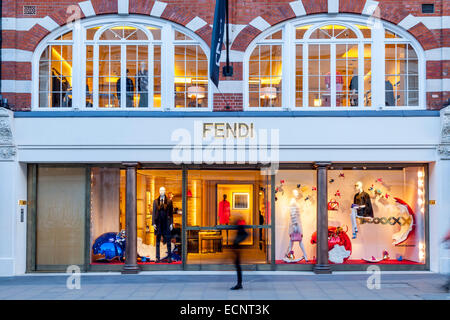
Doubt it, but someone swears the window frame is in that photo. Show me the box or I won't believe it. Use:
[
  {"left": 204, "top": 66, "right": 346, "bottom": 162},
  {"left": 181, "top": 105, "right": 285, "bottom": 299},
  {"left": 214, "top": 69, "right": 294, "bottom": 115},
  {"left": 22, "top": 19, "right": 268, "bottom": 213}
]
[
  {"left": 32, "top": 14, "right": 213, "bottom": 111},
  {"left": 243, "top": 14, "right": 426, "bottom": 111}
]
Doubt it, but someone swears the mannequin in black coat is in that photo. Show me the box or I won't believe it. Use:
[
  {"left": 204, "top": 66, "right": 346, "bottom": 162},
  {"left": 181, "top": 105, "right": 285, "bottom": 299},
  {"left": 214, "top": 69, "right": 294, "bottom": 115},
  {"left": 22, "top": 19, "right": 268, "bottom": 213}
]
[
  {"left": 153, "top": 187, "right": 173, "bottom": 262},
  {"left": 353, "top": 181, "right": 374, "bottom": 218}
]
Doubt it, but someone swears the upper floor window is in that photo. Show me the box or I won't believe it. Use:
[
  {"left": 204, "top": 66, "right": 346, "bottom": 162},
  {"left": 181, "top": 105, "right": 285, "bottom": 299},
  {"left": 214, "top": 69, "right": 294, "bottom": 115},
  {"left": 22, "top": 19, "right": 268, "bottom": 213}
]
[
  {"left": 34, "top": 17, "right": 211, "bottom": 110},
  {"left": 245, "top": 18, "right": 423, "bottom": 109}
]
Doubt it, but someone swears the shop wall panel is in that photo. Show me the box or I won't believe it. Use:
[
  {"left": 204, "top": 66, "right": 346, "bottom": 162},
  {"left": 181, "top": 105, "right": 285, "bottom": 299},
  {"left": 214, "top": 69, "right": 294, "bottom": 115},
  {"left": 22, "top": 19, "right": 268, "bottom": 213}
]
[{"left": 12, "top": 115, "right": 440, "bottom": 162}]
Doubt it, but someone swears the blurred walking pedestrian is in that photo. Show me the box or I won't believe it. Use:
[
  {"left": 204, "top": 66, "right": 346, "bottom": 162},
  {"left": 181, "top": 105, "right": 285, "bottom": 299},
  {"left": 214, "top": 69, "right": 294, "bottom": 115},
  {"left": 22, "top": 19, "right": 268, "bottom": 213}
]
[{"left": 230, "top": 216, "right": 248, "bottom": 290}]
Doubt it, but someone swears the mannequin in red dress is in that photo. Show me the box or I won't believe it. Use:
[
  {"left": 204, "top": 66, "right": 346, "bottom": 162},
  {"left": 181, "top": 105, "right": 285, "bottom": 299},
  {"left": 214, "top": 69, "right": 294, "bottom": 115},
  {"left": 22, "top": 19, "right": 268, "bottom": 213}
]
[
  {"left": 218, "top": 194, "right": 231, "bottom": 224},
  {"left": 218, "top": 194, "right": 231, "bottom": 245}
]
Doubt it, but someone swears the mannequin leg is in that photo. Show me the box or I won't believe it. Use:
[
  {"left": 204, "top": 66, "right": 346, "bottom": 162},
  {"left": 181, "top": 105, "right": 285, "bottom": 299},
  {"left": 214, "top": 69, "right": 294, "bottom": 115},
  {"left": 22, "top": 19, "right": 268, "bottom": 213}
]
[
  {"left": 350, "top": 207, "right": 358, "bottom": 238},
  {"left": 166, "top": 237, "right": 172, "bottom": 263},
  {"left": 286, "top": 239, "right": 294, "bottom": 256},
  {"left": 298, "top": 240, "right": 308, "bottom": 261},
  {"left": 155, "top": 234, "right": 161, "bottom": 261}
]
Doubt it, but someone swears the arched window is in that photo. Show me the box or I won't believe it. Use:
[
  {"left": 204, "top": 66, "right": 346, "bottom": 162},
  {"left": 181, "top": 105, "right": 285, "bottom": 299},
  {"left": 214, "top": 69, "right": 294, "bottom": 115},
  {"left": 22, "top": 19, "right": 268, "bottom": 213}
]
[
  {"left": 248, "top": 30, "right": 283, "bottom": 108},
  {"left": 245, "top": 17, "right": 424, "bottom": 109},
  {"left": 38, "top": 31, "right": 73, "bottom": 108},
  {"left": 34, "top": 16, "right": 211, "bottom": 110},
  {"left": 300, "top": 23, "right": 371, "bottom": 108}
]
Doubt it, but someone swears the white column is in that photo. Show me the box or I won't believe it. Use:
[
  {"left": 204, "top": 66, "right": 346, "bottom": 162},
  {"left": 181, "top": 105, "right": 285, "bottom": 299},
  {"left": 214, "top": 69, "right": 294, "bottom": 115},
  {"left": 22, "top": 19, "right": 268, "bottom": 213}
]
[
  {"left": 431, "top": 106, "right": 450, "bottom": 273},
  {"left": 429, "top": 160, "right": 450, "bottom": 274},
  {"left": 161, "top": 24, "right": 174, "bottom": 110},
  {"left": 0, "top": 108, "right": 22, "bottom": 276},
  {"left": 371, "top": 22, "right": 385, "bottom": 108},
  {"left": 283, "top": 22, "right": 294, "bottom": 109}
]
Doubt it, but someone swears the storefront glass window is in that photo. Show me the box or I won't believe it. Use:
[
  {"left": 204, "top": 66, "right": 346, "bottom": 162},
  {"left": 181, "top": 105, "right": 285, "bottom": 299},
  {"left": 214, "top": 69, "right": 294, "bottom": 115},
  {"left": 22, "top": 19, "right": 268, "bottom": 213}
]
[
  {"left": 275, "top": 170, "right": 317, "bottom": 264},
  {"left": 38, "top": 31, "right": 73, "bottom": 108},
  {"left": 90, "top": 168, "right": 125, "bottom": 264},
  {"left": 36, "top": 167, "right": 86, "bottom": 266},
  {"left": 326, "top": 166, "right": 426, "bottom": 265},
  {"left": 136, "top": 170, "right": 183, "bottom": 264},
  {"left": 186, "top": 170, "right": 271, "bottom": 264}
]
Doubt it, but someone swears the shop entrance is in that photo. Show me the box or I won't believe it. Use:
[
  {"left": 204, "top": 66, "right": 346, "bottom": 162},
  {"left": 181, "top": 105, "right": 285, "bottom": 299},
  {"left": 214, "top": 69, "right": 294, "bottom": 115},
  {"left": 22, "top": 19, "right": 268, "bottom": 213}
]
[{"left": 185, "top": 170, "right": 271, "bottom": 266}]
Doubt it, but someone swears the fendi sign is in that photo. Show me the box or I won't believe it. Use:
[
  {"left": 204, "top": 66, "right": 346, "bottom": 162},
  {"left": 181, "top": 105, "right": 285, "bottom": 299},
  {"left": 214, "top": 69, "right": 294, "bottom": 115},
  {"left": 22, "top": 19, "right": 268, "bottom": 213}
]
[{"left": 202, "top": 122, "right": 255, "bottom": 139}]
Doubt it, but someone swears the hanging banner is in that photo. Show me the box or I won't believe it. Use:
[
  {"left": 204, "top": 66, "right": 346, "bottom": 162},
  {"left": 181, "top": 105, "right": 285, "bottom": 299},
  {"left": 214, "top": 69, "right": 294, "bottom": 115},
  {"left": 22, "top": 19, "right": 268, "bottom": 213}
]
[{"left": 209, "top": 0, "right": 226, "bottom": 87}]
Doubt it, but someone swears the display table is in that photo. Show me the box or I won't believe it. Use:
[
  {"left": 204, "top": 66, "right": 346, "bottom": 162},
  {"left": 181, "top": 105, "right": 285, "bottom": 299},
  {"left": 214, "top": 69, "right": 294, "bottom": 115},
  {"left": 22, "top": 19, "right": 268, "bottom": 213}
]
[{"left": 198, "top": 231, "right": 223, "bottom": 253}]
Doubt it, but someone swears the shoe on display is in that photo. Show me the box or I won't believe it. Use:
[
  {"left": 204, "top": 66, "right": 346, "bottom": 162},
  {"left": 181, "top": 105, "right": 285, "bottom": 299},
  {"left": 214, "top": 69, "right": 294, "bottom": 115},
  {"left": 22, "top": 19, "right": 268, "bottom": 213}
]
[{"left": 230, "top": 284, "right": 243, "bottom": 290}]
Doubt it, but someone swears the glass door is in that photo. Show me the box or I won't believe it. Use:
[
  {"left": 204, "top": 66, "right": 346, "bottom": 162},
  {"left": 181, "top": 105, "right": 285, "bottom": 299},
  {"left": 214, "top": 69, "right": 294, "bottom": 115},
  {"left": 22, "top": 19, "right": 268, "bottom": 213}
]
[{"left": 185, "top": 170, "right": 271, "bottom": 266}]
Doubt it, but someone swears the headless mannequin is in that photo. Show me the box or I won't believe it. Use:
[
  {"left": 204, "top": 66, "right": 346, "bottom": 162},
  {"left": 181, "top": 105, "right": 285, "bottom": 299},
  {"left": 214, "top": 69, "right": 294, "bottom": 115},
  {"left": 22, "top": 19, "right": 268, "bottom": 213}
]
[
  {"left": 283, "top": 189, "right": 308, "bottom": 262},
  {"left": 350, "top": 181, "right": 373, "bottom": 239},
  {"left": 153, "top": 187, "right": 173, "bottom": 262},
  {"left": 349, "top": 68, "right": 358, "bottom": 106},
  {"left": 218, "top": 194, "right": 231, "bottom": 245},
  {"left": 138, "top": 62, "right": 149, "bottom": 108}
]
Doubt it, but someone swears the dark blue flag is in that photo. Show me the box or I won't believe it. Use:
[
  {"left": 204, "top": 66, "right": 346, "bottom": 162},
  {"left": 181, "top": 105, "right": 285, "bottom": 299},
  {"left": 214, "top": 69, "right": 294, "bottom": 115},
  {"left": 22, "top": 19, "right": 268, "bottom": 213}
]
[{"left": 210, "top": 0, "right": 226, "bottom": 87}]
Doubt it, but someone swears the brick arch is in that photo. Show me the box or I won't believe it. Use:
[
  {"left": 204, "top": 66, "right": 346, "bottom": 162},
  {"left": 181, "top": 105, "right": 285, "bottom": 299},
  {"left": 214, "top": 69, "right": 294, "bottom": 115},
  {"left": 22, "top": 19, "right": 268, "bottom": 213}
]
[
  {"left": 232, "top": 2, "right": 439, "bottom": 53},
  {"left": 27, "top": 3, "right": 214, "bottom": 52}
]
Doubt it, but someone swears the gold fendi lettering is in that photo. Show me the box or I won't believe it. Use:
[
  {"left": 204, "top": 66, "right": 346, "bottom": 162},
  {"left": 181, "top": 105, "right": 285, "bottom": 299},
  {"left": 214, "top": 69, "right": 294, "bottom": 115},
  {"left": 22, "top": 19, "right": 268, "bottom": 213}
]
[{"left": 203, "top": 122, "right": 254, "bottom": 139}]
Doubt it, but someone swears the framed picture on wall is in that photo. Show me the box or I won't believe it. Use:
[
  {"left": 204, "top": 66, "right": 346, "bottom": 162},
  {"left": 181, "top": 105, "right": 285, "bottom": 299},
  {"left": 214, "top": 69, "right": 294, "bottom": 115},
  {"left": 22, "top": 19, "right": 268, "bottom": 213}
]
[{"left": 232, "top": 192, "right": 249, "bottom": 210}]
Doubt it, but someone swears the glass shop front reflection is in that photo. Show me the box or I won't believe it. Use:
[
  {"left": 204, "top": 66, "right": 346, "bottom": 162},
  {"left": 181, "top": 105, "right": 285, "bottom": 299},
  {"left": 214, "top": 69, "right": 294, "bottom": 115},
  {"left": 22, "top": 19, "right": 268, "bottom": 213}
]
[{"left": 90, "top": 169, "right": 182, "bottom": 264}]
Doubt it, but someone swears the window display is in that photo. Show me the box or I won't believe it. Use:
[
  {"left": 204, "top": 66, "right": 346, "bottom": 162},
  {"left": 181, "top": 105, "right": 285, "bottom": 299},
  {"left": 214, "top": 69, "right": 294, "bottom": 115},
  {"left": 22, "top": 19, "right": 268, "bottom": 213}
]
[
  {"left": 90, "top": 169, "right": 182, "bottom": 264},
  {"left": 275, "top": 170, "right": 317, "bottom": 264},
  {"left": 90, "top": 168, "right": 125, "bottom": 263},
  {"left": 326, "top": 166, "right": 426, "bottom": 264},
  {"left": 33, "top": 164, "right": 428, "bottom": 271},
  {"left": 136, "top": 170, "right": 182, "bottom": 264}
]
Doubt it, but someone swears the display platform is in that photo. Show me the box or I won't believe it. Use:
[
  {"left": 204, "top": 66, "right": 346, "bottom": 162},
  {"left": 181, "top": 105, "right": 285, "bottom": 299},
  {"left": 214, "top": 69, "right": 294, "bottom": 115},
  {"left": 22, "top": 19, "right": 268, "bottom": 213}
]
[
  {"left": 91, "top": 261, "right": 182, "bottom": 265},
  {"left": 276, "top": 259, "right": 316, "bottom": 264},
  {"left": 340, "top": 259, "right": 421, "bottom": 265}
]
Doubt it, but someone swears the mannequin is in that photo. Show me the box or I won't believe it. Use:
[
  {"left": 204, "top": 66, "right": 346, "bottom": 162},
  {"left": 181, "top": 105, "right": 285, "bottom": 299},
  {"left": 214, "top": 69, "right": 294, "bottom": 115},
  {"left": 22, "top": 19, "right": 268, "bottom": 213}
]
[
  {"left": 218, "top": 194, "right": 231, "bottom": 224},
  {"left": 283, "top": 189, "right": 308, "bottom": 262},
  {"left": 351, "top": 181, "right": 374, "bottom": 239},
  {"left": 349, "top": 68, "right": 358, "bottom": 106},
  {"left": 137, "top": 62, "right": 149, "bottom": 108},
  {"left": 218, "top": 194, "right": 231, "bottom": 245},
  {"left": 153, "top": 187, "right": 174, "bottom": 262},
  {"left": 385, "top": 80, "right": 395, "bottom": 106},
  {"left": 116, "top": 69, "right": 135, "bottom": 107}
]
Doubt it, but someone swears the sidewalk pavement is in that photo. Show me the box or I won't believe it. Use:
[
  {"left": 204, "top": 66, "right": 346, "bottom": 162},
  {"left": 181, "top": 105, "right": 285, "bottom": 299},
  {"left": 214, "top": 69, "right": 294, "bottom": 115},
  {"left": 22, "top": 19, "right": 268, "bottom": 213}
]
[{"left": 0, "top": 271, "right": 448, "bottom": 300}]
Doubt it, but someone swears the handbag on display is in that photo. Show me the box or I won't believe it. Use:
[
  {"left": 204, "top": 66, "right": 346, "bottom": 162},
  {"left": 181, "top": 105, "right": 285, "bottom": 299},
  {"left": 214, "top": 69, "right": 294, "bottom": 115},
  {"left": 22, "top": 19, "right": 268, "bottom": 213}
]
[{"left": 327, "top": 199, "right": 339, "bottom": 211}]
